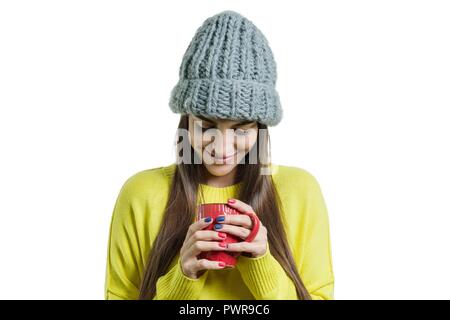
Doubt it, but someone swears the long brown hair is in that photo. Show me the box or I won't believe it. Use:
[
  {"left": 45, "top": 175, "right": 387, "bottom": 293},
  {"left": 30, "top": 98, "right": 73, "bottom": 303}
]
[{"left": 138, "top": 114, "right": 311, "bottom": 300}]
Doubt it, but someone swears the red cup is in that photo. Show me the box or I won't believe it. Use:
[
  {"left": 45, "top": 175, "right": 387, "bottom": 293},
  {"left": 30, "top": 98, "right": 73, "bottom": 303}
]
[{"left": 196, "top": 202, "right": 260, "bottom": 268}]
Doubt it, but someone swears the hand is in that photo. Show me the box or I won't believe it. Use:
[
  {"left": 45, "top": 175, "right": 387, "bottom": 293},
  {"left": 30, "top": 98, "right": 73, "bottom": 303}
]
[
  {"left": 213, "top": 198, "right": 268, "bottom": 258},
  {"left": 179, "top": 217, "right": 229, "bottom": 279}
]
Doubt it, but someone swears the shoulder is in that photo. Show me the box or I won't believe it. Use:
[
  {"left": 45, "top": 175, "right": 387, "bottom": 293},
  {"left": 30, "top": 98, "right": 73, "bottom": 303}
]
[
  {"left": 270, "top": 164, "right": 329, "bottom": 228},
  {"left": 117, "top": 163, "right": 175, "bottom": 202},
  {"left": 270, "top": 163, "right": 322, "bottom": 194}
]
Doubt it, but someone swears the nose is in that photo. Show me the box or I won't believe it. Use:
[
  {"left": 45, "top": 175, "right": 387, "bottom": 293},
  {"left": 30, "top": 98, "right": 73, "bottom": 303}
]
[{"left": 209, "top": 130, "right": 235, "bottom": 158}]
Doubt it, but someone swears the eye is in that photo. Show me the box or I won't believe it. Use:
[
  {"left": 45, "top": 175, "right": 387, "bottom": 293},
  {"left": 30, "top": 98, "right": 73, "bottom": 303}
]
[
  {"left": 234, "top": 128, "right": 250, "bottom": 136},
  {"left": 194, "top": 122, "right": 213, "bottom": 132}
]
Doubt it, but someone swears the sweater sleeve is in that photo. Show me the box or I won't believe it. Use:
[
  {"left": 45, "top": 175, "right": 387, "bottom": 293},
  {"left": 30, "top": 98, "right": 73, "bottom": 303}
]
[
  {"left": 298, "top": 173, "right": 335, "bottom": 300},
  {"left": 236, "top": 242, "right": 298, "bottom": 299},
  {"left": 153, "top": 256, "right": 209, "bottom": 300},
  {"left": 104, "top": 183, "right": 143, "bottom": 300}
]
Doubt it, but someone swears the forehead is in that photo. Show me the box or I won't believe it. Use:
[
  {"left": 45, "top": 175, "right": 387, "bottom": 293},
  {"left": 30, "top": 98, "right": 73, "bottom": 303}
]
[{"left": 190, "top": 114, "right": 254, "bottom": 125}]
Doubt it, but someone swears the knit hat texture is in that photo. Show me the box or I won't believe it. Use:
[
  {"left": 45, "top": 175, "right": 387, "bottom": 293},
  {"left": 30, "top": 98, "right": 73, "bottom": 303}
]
[{"left": 169, "top": 10, "right": 283, "bottom": 126}]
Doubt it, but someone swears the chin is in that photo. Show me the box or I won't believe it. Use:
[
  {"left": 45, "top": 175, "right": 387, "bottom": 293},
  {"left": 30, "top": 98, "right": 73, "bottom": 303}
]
[{"left": 204, "top": 163, "right": 237, "bottom": 176}]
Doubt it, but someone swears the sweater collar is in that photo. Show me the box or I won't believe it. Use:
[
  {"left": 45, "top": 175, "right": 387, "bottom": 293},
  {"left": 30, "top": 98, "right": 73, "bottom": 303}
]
[{"left": 162, "top": 162, "right": 278, "bottom": 204}]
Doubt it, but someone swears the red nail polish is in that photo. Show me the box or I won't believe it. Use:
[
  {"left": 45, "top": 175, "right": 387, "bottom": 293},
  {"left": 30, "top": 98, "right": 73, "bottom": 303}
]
[
  {"left": 228, "top": 199, "right": 235, "bottom": 204},
  {"left": 218, "top": 262, "right": 225, "bottom": 267},
  {"left": 219, "top": 242, "right": 227, "bottom": 248},
  {"left": 218, "top": 232, "right": 227, "bottom": 238}
]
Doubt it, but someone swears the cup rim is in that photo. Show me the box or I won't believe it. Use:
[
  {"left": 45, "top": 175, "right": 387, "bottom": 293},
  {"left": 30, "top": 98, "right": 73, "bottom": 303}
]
[{"left": 197, "top": 202, "right": 229, "bottom": 206}]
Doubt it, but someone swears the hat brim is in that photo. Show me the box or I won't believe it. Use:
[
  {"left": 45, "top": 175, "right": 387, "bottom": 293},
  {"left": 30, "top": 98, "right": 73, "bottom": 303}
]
[{"left": 169, "top": 78, "right": 282, "bottom": 126}]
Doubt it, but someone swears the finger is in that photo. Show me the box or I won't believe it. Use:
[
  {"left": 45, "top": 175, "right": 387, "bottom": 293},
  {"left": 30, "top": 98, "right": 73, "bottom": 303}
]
[
  {"left": 186, "top": 216, "right": 214, "bottom": 239},
  {"left": 195, "top": 259, "right": 227, "bottom": 271},
  {"left": 184, "top": 230, "right": 227, "bottom": 249},
  {"left": 214, "top": 214, "right": 252, "bottom": 229},
  {"left": 227, "top": 198, "right": 255, "bottom": 215},
  {"left": 225, "top": 241, "right": 254, "bottom": 253},
  {"left": 213, "top": 224, "right": 251, "bottom": 240},
  {"left": 185, "top": 240, "right": 228, "bottom": 257}
]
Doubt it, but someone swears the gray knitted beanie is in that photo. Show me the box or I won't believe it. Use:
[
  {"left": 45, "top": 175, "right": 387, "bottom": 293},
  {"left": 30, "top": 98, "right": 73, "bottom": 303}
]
[{"left": 169, "top": 10, "right": 282, "bottom": 126}]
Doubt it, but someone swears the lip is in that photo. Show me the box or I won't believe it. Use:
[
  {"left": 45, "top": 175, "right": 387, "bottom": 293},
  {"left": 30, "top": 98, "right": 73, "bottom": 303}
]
[
  {"left": 217, "top": 152, "right": 237, "bottom": 160},
  {"left": 206, "top": 151, "right": 237, "bottom": 162}
]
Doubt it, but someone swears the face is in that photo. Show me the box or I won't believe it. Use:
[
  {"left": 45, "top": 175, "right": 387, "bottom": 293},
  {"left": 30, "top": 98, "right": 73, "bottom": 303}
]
[{"left": 188, "top": 114, "right": 259, "bottom": 177}]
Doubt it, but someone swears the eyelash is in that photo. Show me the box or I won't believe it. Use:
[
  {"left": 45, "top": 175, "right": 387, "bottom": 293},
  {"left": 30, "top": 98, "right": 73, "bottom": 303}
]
[{"left": 197, "top": 125, "right": 250, "bottom": 136}]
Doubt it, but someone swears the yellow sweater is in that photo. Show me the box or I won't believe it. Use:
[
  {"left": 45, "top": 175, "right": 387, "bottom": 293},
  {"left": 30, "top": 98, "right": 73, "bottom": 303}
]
[{"left": 104, "top": 163, "right": 334, "bottom": 300}]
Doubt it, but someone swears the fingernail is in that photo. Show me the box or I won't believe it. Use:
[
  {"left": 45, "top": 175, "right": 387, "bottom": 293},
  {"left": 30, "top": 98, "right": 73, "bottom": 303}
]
[
  {"left": 216, "top": 215, "right": 225, "bottom": 222},
  {"left": 219, "top": 242, "right": 228, "bottom": 248},
  {"left": 204, "top": 217, "right": 212, "bottom": 222},
  {"left": 214, "top": 224, "right": 223, "bottom": 229},
  {"left": 218, "top": 232, "right": 227, "bottom": 238},
  {"left": 228, "top": 199, "right": 236, "bottom": 204},
  {"left": 218, "top": 262, "right": 225, "bottom": 267}
]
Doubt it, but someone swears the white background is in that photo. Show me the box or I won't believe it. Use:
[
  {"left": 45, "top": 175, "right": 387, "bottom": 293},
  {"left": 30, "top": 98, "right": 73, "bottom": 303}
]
[{"left": 1, "top": 0, "right": 449, "bottom": 299}]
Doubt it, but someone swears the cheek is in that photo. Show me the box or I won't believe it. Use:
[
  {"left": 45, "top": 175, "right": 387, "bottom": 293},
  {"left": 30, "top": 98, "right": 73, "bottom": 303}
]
[
  {"left": 236, "top": 132, "right": 258, "bottom": 152},
  {"left": 188, "top": 125, "right": 205, "bottom": 153}
]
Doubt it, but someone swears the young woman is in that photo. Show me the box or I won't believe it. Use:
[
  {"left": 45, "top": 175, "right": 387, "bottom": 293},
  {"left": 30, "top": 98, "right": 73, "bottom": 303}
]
[{"left": 104, "top": 10, "right": 334, "bottom": 300}]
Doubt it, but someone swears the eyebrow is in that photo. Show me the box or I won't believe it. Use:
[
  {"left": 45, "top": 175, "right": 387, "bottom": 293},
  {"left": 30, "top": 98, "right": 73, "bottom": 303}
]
[{"left": 195, "top": 115, "right": 254, "bottom": 126}]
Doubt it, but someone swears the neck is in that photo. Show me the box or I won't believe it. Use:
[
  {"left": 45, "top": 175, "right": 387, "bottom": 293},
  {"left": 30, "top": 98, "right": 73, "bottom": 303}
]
[{"left": 202, "top": 166, "right": 240, "bottom": 188}]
